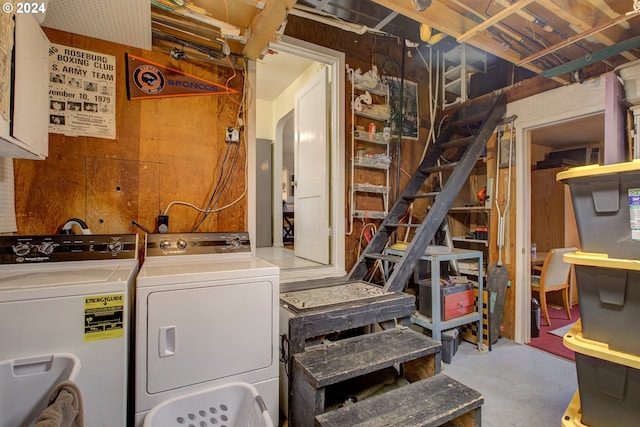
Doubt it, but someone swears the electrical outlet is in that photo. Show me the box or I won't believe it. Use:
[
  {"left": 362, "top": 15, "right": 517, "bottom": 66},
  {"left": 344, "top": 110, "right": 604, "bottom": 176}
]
[
  {"left": 157, "top": 215, "right": 169, "bottom": 233},
  {"left": 225, "top": 127, "right": 240, "bottom": 142}
]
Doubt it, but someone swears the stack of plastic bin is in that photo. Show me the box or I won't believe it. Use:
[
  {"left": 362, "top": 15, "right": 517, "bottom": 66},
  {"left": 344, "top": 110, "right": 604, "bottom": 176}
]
[{"left": 557, "top": 161, "right": 640, "bottom": 427}]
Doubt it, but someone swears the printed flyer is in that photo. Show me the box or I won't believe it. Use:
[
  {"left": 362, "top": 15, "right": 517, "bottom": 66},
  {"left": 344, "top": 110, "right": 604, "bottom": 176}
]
[{"left": 48, "top": 44, "right": 116, "bottom": 139}]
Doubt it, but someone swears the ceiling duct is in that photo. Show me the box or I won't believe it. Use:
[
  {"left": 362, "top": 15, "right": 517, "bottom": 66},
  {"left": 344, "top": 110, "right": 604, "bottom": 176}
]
[
  {"left": 152, "top": 29, "right": 231, "bottom": 61},
  {"left": 412, "top": 0, "right": 432, "bottom": 12},
  {"left": 297, "top": 0, "right": 422, "bottom": 43}
]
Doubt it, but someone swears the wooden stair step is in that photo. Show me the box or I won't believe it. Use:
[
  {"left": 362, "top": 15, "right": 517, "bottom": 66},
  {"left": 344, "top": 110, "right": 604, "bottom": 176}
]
[
  {"left": 385, "top": 222, "right": 420, "bottom": 228},
  {"left": 294, "top": 328, "right": 441, "bottom": 388},
  {"left": 314, "top": 373, "right": 483, "bottom": 427},
  {"left": 448, "top": 111, "right": 487, "bottom": 129},
  {"left": 421, "top": 161, "right": 458, "bottom": 174},
  {"left": 282, "top": 290, "right": 417, "bottom": 355},
  {"left": 438, "top": 135, "right": 475, "bottom": 150},
  {"left": 364, "top": 253, "right": 404, "bottom": 263},
  {"left": 404, "top": 191, "right": 440, "bottom": 199},
  {"left": 346, "top": 93, "right": 506, "bottom": 294}
]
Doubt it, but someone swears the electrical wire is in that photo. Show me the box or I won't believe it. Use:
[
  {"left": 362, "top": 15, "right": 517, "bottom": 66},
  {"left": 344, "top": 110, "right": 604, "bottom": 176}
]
[
  {"left": 162, "top": 58, "right": 248, "bottom": 229},
  {"left": 191, "top": 133, "right": 241, "bottom": 231},
  {"left": 130, "top": 221, "right": 150, "bottom": 234},
  {"left": 415, "top": 46, "right": 439, "bottom": 163}
]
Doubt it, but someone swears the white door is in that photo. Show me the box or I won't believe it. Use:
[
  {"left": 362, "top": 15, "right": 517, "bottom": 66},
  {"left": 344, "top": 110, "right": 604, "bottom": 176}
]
[{"left": 294, "top": 67, "right": 330, "bottom": 264}]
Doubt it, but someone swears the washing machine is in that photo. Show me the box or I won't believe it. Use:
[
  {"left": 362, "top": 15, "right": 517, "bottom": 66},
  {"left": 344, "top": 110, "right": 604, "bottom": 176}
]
[
  {"left": 135, "top": 232, "right": 279, "bottom": 426},
  {"left": 0, "top": 234, "right": 138, "bottom": 427}
]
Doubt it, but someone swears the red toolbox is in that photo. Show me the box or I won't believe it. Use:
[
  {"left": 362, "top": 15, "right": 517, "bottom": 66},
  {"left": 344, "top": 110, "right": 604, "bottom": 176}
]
[{"left": 419, "top": 279, "right": 475, "bottom": 321}]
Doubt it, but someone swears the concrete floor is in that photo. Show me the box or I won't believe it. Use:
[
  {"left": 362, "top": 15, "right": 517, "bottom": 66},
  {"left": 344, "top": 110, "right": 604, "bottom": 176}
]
[
  {"left": 442, "top": 338, "right": 577, "bottom": 427},
  {"left": 268, "top": 250, "right": 579, "bottom": 426}
]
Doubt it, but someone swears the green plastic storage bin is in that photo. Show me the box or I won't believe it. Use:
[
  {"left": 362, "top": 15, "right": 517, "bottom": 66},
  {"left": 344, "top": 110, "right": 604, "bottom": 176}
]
[
  {"left": 564, "top": 251, "right": 640, "bottom": 356},
  {"left": 557, "top": 160, "right": 640, "bottom": 259}
]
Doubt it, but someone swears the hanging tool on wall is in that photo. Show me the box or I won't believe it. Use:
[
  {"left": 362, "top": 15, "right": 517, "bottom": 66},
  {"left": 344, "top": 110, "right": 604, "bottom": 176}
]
[
  {"left": 495, "top": 116, "right": 517, "bottom": 266},
  {"left": 485, "top": 115, "right": 517, "bottom": 345}
]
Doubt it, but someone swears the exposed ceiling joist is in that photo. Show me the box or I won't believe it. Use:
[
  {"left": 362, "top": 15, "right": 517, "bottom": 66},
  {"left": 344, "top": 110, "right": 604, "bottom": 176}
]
[
  {"left": 370, "top": 0, "right": 569, "bottom": 82},
  {"left": 448, "top": 0, "right": 526, "bottom": 45},
  {"left": 539, "top": 0, "right": 639, "bottom": 61},
  {"left": 457, "top": 0, "right": 538, "bottom": 43},
  {"left": 46, "top": 0, "right": 640, "bottom": 86},
  {"left": 242, "top": 0, "right": 297, "bottom": 59},
  {"left": 518, "top": 9, "right": 640, "bottom": 65}
]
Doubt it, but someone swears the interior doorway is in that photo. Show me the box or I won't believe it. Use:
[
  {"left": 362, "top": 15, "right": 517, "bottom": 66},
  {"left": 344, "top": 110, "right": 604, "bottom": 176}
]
[
  {"left": 509, "top": 78, "right": 606, "bottom": 344},
  {"left": 251, "top": 36, "right": 346, "bottom": 283},
  {"left": 526, "top": 115, "right": 603, "bottom": 359}
]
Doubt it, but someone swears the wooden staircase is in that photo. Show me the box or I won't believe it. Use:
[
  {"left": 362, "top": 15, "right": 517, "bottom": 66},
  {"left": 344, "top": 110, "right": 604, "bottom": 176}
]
[
  {"left": 349, "top": 93, "right": 507, "bottom": 293},
  {"left": 280, "top": 94, "right": 506, "bottom": 426}
]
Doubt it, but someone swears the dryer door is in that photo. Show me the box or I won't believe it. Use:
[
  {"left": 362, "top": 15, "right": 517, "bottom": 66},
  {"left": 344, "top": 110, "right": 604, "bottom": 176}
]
[{"left": 146, "top": 278, "right": 274, "bottom": 393}]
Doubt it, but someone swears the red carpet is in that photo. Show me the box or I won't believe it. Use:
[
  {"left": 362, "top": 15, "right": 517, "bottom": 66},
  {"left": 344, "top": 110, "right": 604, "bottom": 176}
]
[{"left": 527, "top": 304, "right": 581, "bottom": 362}]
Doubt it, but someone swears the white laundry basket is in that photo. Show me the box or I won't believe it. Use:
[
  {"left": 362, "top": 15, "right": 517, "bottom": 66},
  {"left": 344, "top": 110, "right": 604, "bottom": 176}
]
[
  {"left": 0, "top": 353, "right": 80, "bottom": 427},
  {"left": 143, "top": 382, "right": 274, "bottom": 427}
]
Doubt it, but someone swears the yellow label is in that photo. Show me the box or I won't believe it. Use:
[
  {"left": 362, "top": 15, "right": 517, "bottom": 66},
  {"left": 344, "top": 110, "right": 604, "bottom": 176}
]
[{"left": 84, "top": 293, "right": 125, "bottom": 342}]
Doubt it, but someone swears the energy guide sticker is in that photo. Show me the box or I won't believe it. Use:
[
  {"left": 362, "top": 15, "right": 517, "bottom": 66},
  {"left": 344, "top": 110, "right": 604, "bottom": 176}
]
[
  {"left": 84, "top": 293, "right": 124, "bottom": 341},
  {"left": 629, "top": 189, "right": 640, "bottom": 241}
]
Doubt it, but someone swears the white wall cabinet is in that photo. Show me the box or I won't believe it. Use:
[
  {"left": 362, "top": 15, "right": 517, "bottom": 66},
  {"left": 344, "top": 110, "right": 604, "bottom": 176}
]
[{"left": 0, "top": 13, "right": 50, "bottom": 159}]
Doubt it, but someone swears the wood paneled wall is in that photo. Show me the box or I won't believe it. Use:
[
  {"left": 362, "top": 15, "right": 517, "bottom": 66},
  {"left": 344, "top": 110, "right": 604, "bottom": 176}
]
[
  {"left": 12, "top": 18, "right": 557, "bottom": 340},
  {"left": 14, "top": 28, "right": 245, "bottom": 238},
  {"left": 285, "top": 16, "right": 432, "bottom": 270}
]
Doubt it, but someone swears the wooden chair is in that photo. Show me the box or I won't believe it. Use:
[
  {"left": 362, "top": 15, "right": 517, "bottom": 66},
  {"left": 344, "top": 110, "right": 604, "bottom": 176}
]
[{"left": 531, "top": 247, "right": 576, "bottom": 326}]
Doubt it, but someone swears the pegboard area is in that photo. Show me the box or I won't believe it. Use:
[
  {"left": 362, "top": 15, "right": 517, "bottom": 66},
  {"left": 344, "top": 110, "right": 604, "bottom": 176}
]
[
  {"left": 0, "top": 158, "right": 17, "bottom": 233},
  {"left": 42, "top": 0, "right": 151, "bottom": 50}
]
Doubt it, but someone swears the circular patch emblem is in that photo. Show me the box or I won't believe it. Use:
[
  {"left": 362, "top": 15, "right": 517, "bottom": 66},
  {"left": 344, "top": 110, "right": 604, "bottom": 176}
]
[{"left": 133, "top": 65, "right": 165, "bottom": 94}]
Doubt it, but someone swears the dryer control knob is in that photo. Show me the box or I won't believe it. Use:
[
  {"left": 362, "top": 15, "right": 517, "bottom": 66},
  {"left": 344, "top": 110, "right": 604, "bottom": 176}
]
[
  {"left": 13, "top": 243, "right": 31, "bottom": 256},
  {"left": 38, "top": 242, "right": 57, "bottom": 255},
  {"left": 176, "top": 239, "right": 188, "bottom": 250},
  {"left": 108, "top": 240, "right": 123, "bottom": 254},
  {"left": 159, "top": 240, "right": 171, "bottom": 250},
  {"left": 229, "top": 236, "right": 242, "bottom": 248}
]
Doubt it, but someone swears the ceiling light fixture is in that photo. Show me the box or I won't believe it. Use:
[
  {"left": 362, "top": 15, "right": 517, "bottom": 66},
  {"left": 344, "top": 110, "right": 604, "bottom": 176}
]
[{"left": 412, "top": 0, "right": 432, "bottom": 12}]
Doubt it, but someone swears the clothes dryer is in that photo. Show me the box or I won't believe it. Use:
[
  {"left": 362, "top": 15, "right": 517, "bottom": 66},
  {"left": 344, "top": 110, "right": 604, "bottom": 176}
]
[
  {"left": 135, "top": 232, "right": 279, "bottom": 426},
  {"left": 0, "top": 234, "right": 138, "bottom": 427}
]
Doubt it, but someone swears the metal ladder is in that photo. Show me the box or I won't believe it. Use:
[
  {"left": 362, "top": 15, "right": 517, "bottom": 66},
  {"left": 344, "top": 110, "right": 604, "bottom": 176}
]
[{"left": 348, "top": 93, "right": 507, "bottom": 293}]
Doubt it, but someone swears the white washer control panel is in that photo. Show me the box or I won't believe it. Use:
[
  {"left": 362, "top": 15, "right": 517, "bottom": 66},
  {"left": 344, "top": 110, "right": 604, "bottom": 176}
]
[{"left": 0, "top": 234, "right": 137, "bottom": 264}]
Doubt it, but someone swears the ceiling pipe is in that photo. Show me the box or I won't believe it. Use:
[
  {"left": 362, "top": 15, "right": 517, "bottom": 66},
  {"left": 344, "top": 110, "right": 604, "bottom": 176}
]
[
  {"left": 152, "top": 2, "right": 242, "bottom": 38},
  {"left": 518, "top": 9, "right": 640, "bottom": 66},
  {"left": 374, "top": 11, "right": 399, "bottom": 32},
  {"left": 289, "top": 5, "right": 370, "bottom": 35},
  {"left": 541, "top": 34, "right": 640, "bottom": 79}
]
